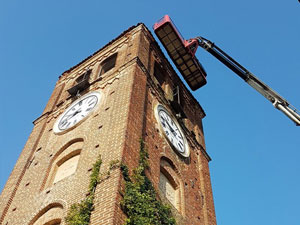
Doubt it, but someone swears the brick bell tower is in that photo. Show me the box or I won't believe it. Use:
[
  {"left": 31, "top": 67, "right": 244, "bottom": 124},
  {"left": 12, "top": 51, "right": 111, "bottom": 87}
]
[{"left": 0, "top": 24, "right": 216, "bottom": 225}]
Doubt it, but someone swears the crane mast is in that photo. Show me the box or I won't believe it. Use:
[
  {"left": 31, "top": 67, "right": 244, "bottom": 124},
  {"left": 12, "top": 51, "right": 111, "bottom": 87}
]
[{"left": 194, "top": 36, "right": 300, "bottom": 126}]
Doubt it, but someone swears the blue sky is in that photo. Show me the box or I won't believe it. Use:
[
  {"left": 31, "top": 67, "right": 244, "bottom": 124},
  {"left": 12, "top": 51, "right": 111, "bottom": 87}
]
[{"left": 1, "top": 1, "right": 300, "bottom": 224}]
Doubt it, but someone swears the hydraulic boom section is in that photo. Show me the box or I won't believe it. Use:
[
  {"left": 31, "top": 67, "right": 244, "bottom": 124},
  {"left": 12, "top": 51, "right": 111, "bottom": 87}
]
[
  {"left": 153, "top": 15, "right": 300, "bottom": 126},
  {"left": 193, "top": 36, "right": 300, "bottom": 126}
]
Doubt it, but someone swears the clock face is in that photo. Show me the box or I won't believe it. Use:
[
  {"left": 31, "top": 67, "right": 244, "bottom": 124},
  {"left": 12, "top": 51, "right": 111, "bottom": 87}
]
[
  {"left": 155, "top": 105, "right": 189, "bottom": 157},
  {"left": 53, "top": 91, "right": 101, "bottom": 133}
]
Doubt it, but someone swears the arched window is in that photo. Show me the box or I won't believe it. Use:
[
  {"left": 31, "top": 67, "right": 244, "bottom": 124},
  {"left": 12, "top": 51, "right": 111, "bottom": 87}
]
[
  {"left": 53, "top": 153, "right": 80, "bottom": 184},
  {"left": 99, "top": 53, "right": 117, "bottom": 76},
  {"left": 38, "top": 219, "right": 61, "bottom": 225},
  {"left": 30, "top": 203, "right": 63, "bottom": 225},
  {"left": 159, "top": 172, "right": 179, "bottom": 207},
  {"left": 154, "top": 62, "right": 165, "bottom": 86},
  {"left": 67, "top": 70, "right": 91, "bottom": 96},
  {"left": 159, "top": 157, "right": 183, "bottom": 211},
  {"left": 43, "top": 139, "right": 84, "bottom": 188}
]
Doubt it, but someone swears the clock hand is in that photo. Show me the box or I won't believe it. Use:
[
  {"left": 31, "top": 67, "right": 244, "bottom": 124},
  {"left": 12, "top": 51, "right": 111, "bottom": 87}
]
[
  {"left": 73, "top": 110, "right": 81, "bottom": 116},
  {"left": 164, "top": 120, "right": 177, "bottom": 137},
  {"left": 67, "top": 109, "right": 82, "bottom": 119},
  {"left": 161, "top": 115, "right": 174, "bottom": 131},
  {"left": 165, "top": 120, "right": 174, "bottom": 132}
]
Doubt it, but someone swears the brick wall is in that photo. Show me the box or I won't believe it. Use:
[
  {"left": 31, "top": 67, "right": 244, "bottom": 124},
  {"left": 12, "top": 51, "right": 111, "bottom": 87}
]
[{"left": 0, "top": 23, "right": 216, "bottom": 225}]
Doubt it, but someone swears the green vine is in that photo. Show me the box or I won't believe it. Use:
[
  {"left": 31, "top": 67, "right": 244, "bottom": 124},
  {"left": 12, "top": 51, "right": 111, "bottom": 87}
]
[
  {"left": 65, "top": 140, "right": 176, "bottom": 225},
  {"left": 121, "top": 140, "right": 176, "bottom": 225},
  {"left": 65, "top": 155, "right": 102, "bottom": 225}
]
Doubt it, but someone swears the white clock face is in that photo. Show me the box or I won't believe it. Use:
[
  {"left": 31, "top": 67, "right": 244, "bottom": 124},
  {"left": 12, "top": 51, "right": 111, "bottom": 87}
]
[
  {"left": 53, "top": 92, "right": 101, "bottom": 133},
  {"left": 155, "top": 105, "right": 189, "bottom": 157}
]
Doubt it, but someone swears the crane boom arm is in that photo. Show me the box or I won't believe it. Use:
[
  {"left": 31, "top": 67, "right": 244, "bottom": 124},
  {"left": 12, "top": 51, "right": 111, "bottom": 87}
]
[{"left": 195, "top": 36, "right": 300, "bottom": 126}]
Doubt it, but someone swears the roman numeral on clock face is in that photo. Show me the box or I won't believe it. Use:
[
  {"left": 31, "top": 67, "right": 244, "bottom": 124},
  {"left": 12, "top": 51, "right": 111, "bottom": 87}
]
[{"left": 178, "top": 141, "right": 184, "bottom": 152}]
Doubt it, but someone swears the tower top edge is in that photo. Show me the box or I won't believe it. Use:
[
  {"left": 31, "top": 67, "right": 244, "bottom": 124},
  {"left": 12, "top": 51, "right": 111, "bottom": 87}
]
[{"left": 60, "top": 23, "right": 145, "bottom": 77}]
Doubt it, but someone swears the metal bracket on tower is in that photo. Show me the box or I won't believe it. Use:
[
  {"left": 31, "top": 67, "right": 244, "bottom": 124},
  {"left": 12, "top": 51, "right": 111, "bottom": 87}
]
[{"left": 76, "top": 90, "right": 82, "bottom": 98}]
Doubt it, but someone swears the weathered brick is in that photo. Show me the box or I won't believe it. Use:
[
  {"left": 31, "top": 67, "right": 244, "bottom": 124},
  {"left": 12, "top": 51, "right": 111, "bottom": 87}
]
[{"left": 0, "top": 24, "right": 216, "bottom": 225}]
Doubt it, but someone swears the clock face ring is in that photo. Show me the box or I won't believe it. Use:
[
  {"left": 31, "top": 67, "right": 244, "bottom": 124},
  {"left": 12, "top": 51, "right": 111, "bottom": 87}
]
[
  {"left": 53, "top": 91, "right": 101, "bottom": 133},
  {"left": 155, "top": 104, "right": 190, "bottom": 157}
]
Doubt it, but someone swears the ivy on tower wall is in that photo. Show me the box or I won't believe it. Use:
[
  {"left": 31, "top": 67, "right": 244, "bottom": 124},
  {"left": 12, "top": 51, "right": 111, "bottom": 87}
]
[{"left": 120, "top": 140, "right": 176, "bottom": 225}]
